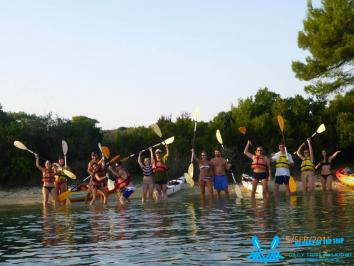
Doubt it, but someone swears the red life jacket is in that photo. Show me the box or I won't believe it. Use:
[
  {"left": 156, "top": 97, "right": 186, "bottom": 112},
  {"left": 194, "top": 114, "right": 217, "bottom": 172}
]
[
  {"left": 115, "top": 176, "right": 131, "bottom": 190},
  {"left": 152, "top": 159, "right": 168, "bottom": 173},
  {"left": 42, "top": 168, "right": 55, "bottom": 183},
  {"left": 251, "top": 156, "right": 267, "bottom": 170}
]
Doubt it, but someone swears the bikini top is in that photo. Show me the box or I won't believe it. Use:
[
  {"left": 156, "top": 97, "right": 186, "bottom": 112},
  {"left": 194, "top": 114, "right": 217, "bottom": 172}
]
[
  {"left": 321, "top": 159, "right": 331, "bottom": 166},
  {"left": 199, "top": 164, "right": 210, "bottom": 170}
]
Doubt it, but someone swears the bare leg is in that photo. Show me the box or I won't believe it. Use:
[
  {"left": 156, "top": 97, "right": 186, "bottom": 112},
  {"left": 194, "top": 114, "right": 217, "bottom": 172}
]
[
  {"left": 90, "top": 188, "right": 97, "bottom": 205},
  {"left": 301, "top": 173, "right": 308, "bottom": 193},
  {"left": 262, "top": 179, "right": 269, "bottom": 197},
  {"left": 142, "top": 182, "right": 147, "bottom": 203},
  {"left": 274, "top": 184, "right": 280, "bottom": 195},
  {"left": 225, "top": 187, "right": 229, "bottom": 198},
  {"left": 50, "top": 188, "right": 59, "bottom": 208},
  {"left": 320, "top": 177, "right": 326, "bottom": 191},
  {"left": 199, "top": 179, "right": 205, "bottom": 198},
  {"left": 285, "top": 185, "right": 290, "bottom": 197},
  {"left": 251, "top": 179, "right": 258, "bottom": 198},
  {"left": 327, "top": 175, "right": 333, "bottom": 191},
  {"left": 206, "top": 180, "right": 214, "bottom": 199},
  {"left": 42, "top": 187, "right": 49, "bottom": 207},
  {"left": 162, "top": 184, "right": 167, "bottom": 200}
]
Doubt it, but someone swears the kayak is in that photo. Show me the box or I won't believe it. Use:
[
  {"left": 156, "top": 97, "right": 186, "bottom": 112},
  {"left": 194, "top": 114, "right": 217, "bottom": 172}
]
[
  {"left": 335, "top": 168, "right": 354, "bottom": 187},
  {"left": 241, "top": 173, "right": 263, "bottom": 195},
  {"left": 167, "top": 176, "right": 185, "bottom": 196},
  {"left": 67, "top": 176, "right": 185, "bottom": 202}
]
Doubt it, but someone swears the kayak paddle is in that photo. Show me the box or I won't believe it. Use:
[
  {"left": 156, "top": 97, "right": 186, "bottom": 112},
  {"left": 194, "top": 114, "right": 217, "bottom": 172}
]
[
  {"left": 216, "top": 129, "right": 243, "bottom": 199},
  {"left": 293, "top": 123, "right": 326, "bottom": 154},
  {"left": 62, "top": 140, "right": 68, "bottom": 168}
]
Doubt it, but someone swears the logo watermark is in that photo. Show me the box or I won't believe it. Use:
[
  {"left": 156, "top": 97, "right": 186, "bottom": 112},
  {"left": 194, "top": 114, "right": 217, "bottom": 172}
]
[{"left": 248, "top": 235, "right": 284, "bottom": 263}]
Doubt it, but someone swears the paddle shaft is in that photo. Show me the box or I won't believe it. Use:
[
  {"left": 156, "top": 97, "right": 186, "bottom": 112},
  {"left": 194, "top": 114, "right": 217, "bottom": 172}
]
[
  {"left": 292, "top": 132, "right": 317, "bottom": 155},
  {"left": 122, "top": 139, "right": 169, "bottom": 161},
  {"left": 219, "top": 144, "right": 237, "bottom": 184},
  {"left": 190, "top": 120, "right": 197, "bottom": 163}
]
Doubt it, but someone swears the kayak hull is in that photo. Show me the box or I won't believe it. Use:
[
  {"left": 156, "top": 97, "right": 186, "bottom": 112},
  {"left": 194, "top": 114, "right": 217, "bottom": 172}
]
[
  {"left": 68, "top": 176, "right": 185, "bottom": 202},
  {"left": 241, "top": 174, "right": 263, "bottom": 195},
  {"left": 336, "top": 168, "right": 354, "bottom": 187},
  {"left": 167, "top": 176, "right": 185, "bottom": 196}
]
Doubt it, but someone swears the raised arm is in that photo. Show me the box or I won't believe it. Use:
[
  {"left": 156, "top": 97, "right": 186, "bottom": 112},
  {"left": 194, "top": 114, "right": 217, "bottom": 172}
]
[
  {"left": 149, "top": 147, "right": 153, "bottom": 162},
  {"left": 165, "top": 144, "right": 169, "bottom": 157},
  {"left": 329, "top": 150, "right": 341, "bottom": 162},
  {"left": 35, "top": 155, "right": 44, "bottom": 172},
  {"left": 243, "top": 140, "right": 254, "bottom": 159},
  {"left": 296, "top": 143, "right": 305, "bottom": 160},
  {"left": 307, "top": 139, "right": 314, "bottom": 162},
  {"left": 192, "top": 148, "right": 199, "bottom": 163},
  {"left": 138, "top": 152, "right": 144, "bottom": 168}
]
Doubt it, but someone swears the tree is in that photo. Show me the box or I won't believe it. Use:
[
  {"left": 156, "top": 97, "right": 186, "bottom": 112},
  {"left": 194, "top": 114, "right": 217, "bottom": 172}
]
[{"left": 292, "top": 0, "right": 354, "bottom": 98}]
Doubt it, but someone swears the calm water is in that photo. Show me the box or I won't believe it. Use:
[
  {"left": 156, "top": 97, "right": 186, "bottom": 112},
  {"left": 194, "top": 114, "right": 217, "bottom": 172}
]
[{"left": 0, "top": 188, "right": 354, "bottom": 265}]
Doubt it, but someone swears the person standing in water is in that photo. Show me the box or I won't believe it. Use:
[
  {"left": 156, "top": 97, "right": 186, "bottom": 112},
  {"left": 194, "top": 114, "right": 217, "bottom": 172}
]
[
  {"left": 35, "top": 155, "right": 59, "bottom": 207},
  {"left": 192, "top": 149, "right": 214, "bottom": 199},
  {"left": 138, "top": 147, "right": 154, "bottom": 203},
  {"left": 210, "top": 148, "right": 231, "bottom": 198},
  {"left": 152, "top": 145, "right": 169, "bottom": 201},
  {"left": 109, "top": 161, "right": 134, "bottom": 205},
  {"left": 296, "top": 139, "right": 316, "bottom": 192},
  {"left": 315, "top": 150, "right": 341, "bottom": 191},
  {"left": 244, "top": 141, "right": 272, "bottom": 198},
  {"left": 55, "top": 156, "right": 70, "bottom": 205},
  {"left": 271, "top": 144, "right": 294, "bottom": 196},
  {"left": 89, "top": 162, "right": 107, "bottom": 205}
]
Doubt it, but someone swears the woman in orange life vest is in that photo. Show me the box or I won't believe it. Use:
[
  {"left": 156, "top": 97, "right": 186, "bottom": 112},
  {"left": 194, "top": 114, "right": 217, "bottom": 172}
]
[
  {"left": 244, "top": 140, "right": 272, "bottom": 198},
  {"left": 296, "top": 138, "right": 315, "bottom": 192},
  {"left": 152, "top": 145, "right": 169, "bottom": 201},
  {"left": 108, "top": 161, "right": 134, "bottom": 205},
  {"left": 315, "top": 149, "right": 341, "bottom": 191},
  {"left": 89, "top": 162, "right": 108, "bottom": 205},
  {"left": 35, "top": 154, "right": 59, "bottom": 207}
]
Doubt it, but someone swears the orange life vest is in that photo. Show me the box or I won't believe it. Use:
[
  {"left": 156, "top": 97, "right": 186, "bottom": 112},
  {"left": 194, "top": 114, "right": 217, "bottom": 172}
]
[
  {"left": 42, "top": 168, "right": 55, "bottom": 183},
  {"left": 116, "top": 176, "right": 131, "bottom": 190},
  {"left": 152, "top": 159, "right": 168, "bottom": 173},
  {"left": 251, "top": 155, "right": 267, "bottom": 170}
]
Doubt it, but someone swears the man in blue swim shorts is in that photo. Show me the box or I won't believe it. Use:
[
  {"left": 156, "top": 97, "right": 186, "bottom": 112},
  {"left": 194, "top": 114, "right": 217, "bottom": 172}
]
[{"left": 210, "top": 149, "right": 231, "bottom": 198}]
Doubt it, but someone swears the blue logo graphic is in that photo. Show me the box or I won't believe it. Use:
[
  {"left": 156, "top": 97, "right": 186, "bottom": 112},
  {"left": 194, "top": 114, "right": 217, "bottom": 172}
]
[{"left": 248, "top": 235, "right": 284, "bottom": 263}]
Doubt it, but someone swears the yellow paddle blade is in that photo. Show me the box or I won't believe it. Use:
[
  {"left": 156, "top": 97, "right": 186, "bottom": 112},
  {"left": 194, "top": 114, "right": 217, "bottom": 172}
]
[
  {"left": 216, "top": 130, "right": 223, "bottom": 145},
  {"left": 277, "top": 115, "right": 285, "bottom": 133},
  {"left": 98, "top": 142, "right": 102, "bottom": 152},
  {"left": 188, "top": 163, "right": 194, "bottom": 178},
  {"left": 289, "top": 176, "right": 296, "bottom": 192},
  {"left": 109, "top": 155, "right": 120, "bottom": 165},
  {"left": 58, "top": 191, "right": 70, "bottom": 202},
  {"left": 234, "top": 184, "right": 243, "bottom": 199},
  {"left": 101, "top": 146, "right": 110, "bottom": 159},
  {"left": 150, "top": 124, "right": 162, "bottom": 138},
  {"left": 14, "top": 140, "right": 27, "bottom": 150},
  {"left": 193, "top": 108, "right": 200, "bottom": 121},
  {"left": 317, "top": 123, "right": 326, "bottom": 134},
  {"left": 238, "top": 127, "right": 247, "bottom": 135},
  {"left": 63, "top": 169, "right": 77, "bottom": 180},
  {"left": 184, "top": 172, "right": 194, "bottom": 188},
  {"left": 163, "top": 136, "right": 175, "bottom": 145}
]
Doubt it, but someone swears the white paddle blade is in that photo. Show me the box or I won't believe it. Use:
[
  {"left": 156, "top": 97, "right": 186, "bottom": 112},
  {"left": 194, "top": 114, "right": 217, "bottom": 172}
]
[
  {"left": 184, "top": 172, "right": 194, "bottom": 188},
  {"left": 193, "top": 108, "right": 200, "bottom": 121},
  {"left": 14, "top": 140, "right": 27, "bottom": 150},
  {"left": 317, "top": 124, "right": 326, "bottom": 134},
  {"left": 188, "top": 163, "right": 194, "bottom": 178},
  {"left": 164, "top": 136, "right": 175, "bottom": 145},
  {"left": 216, "top": 130, "right": 223, "bottom": 145},
  {"left": 234, "top": 184, "right": 243, "bottom": 199},
  {"left": 98, "top": 142, "right": 102, "bottom": 152},
  {"left": 62, "top": 140, "right": 68, "bottom": 155},
  {"left": 150, "top": 124, "right": 162, "bottom": 138},
  {"left": 63, "top": 169, "right": 77, "bottom": 180}
]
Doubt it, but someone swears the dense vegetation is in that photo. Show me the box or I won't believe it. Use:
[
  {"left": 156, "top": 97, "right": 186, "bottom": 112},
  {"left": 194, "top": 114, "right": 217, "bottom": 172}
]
[{"left": 1, "top": 88, "right": 353, "bottom": 187}]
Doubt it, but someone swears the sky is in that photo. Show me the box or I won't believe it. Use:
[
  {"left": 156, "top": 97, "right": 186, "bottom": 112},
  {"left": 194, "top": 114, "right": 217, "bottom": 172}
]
[{"left": 0, "top": 0, "right": 317, "bottom": 129}]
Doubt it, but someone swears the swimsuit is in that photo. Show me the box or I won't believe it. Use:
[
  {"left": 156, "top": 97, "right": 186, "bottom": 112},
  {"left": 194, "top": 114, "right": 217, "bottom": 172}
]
[
  {"left": 275, "top": 175, "right": 290, "bottom": 185},
  {"left": 214, "top": 175, "right": 228, "bottom": 190},
  {"left": 253, "top": 172, "right": 268, "bottom": 181},
  {"left": 44, "top": 186, "right": 55, "bottom": 193}
]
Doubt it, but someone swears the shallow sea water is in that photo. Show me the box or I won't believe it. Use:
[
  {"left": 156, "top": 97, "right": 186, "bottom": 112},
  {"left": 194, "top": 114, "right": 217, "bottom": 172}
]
[{"left": 0, "top": 185, "right": 353, "bottom": 265}]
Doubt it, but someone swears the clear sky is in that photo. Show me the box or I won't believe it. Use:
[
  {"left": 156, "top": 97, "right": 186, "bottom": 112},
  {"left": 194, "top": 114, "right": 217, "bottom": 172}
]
[{"left": 0, "top": 0, "right": 316, "bottom": 129}]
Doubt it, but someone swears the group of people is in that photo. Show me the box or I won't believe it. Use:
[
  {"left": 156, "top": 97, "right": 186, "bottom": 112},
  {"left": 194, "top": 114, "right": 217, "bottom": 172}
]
[
  {"left": 242, "top": 139, "right": 340, "bottom": 198},
  {"left": 34, "top": 145, "right": 171, "bottom": 207},
  {"left": 34, "top": 137, "right": 341, "bottom": 207}
]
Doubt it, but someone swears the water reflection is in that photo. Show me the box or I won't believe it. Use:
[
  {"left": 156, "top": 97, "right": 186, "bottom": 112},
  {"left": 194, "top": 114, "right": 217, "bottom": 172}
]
[{"left": 0, "top": 190, "right": 353, "bottom": 264}]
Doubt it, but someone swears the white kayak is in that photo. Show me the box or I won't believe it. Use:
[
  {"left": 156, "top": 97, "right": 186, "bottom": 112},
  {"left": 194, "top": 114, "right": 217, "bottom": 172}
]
[
  {"left": 241, "top": 173, "right": 263, "bottom": 195},
  {"left": 167, "top": 176, "right": 185, "bottom": 196}
]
